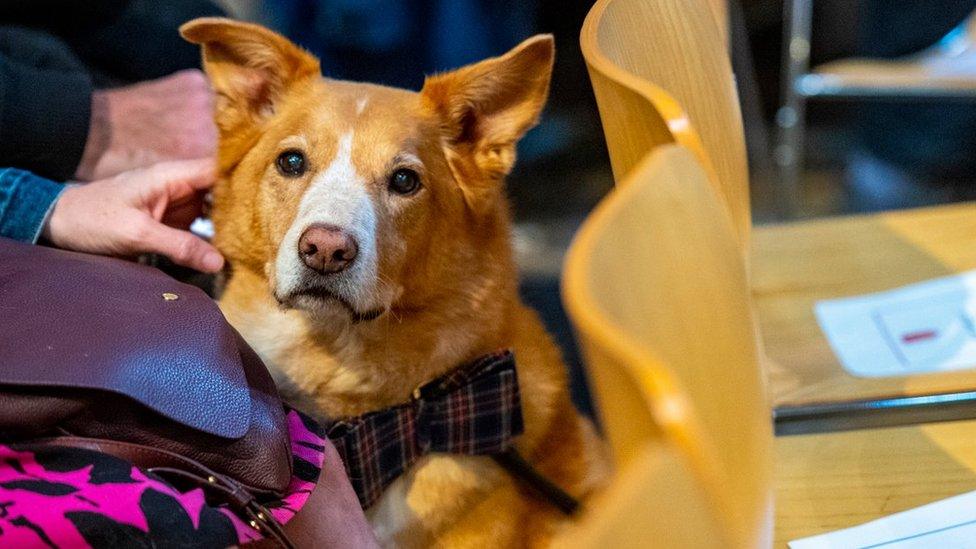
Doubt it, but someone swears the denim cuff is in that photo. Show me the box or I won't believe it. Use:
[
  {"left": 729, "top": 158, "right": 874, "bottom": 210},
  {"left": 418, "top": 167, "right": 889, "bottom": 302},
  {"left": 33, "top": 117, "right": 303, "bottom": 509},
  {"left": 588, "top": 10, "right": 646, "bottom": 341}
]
[{"left": 0, "top": 168, "right": 66, "bottom": 243}]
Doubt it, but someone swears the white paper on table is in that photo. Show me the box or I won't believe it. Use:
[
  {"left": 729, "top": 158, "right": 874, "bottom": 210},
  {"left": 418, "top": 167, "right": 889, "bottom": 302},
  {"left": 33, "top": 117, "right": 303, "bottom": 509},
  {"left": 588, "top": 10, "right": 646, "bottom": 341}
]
[
  {"left": 789, "top": 490, "right": 976, "bottom": 549},
  {"left": 814, "top": 270, "right": 976, "bottom": 377}
]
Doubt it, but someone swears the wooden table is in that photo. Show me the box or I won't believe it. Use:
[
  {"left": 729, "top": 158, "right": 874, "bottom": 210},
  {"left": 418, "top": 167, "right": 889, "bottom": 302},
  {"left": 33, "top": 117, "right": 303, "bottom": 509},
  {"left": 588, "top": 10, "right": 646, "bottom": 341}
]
[
  {"left": 752, "top": 203, "right": 976, "bottom": 431},
  {"left": 774, "top": 418, "right": 976, "bottom": 546}
]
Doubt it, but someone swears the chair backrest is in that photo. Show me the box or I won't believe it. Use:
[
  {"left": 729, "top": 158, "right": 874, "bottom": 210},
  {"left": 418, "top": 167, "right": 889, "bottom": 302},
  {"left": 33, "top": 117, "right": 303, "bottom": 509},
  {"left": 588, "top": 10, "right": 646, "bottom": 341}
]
[
  {"left": 557, "top": 442, "right": 731, "bottom": 548},
  {"left": 561, "top": 145, "right": 773, "bottom": 548},
  {"left": 580, "top": 0, "right": 750, "bottom": 247},
  {"left": 708, "top": 0, "right": 729, "bottom": 46}
]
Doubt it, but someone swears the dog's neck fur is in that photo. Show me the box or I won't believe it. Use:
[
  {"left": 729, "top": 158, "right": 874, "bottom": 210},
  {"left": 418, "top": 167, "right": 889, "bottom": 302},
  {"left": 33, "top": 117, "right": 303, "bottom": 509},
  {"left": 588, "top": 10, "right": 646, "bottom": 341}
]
[{"left": 219, "top": 221, "right": 520, "bottom": 420}]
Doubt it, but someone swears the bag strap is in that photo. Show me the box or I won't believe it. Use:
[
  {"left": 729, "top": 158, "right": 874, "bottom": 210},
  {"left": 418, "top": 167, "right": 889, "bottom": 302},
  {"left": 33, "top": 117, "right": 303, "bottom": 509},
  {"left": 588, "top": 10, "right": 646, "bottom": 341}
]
[{"left": 23, "top": 437, "right": 295, "bottom": 548}]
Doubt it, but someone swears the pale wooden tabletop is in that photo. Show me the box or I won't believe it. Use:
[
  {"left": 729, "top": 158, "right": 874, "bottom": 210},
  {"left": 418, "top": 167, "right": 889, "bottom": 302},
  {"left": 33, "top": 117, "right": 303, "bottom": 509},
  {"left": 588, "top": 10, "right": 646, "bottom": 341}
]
[
  {"left": 753, "top": 202, "right": 976, "bottom": 412},
  {"left": 774, "top": 418, "right": 976, "bottom": 547}
]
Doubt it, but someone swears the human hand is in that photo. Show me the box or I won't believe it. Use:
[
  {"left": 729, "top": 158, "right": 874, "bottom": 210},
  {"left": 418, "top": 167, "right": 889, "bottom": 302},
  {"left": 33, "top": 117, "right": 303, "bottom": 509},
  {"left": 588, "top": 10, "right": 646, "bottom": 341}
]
[
  {"left": 74, "top": 70, "right": 218, "bottom": 181},
  {"left": 44, "top": 159, "right": 224, "bottom": 273}
]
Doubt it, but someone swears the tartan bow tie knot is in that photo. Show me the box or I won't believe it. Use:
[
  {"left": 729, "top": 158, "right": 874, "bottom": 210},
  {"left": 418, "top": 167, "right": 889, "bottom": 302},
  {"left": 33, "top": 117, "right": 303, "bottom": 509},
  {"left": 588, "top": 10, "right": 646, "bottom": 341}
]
[{"left": 326, "top": 350, "right": 524, "bottom": 508}]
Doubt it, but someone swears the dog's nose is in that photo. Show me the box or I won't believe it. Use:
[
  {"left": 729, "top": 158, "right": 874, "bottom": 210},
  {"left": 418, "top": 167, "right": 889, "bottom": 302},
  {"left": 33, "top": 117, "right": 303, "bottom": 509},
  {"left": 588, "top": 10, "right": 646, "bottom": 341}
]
[{"left": 298, "top": 224, "right": 358, "bottom": 274}]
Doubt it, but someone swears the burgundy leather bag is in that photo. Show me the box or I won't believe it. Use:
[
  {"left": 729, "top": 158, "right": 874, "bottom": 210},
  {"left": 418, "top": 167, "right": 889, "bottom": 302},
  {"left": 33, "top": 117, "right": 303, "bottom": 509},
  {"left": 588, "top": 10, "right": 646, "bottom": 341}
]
[{"left": 0, "top": 237, "right": 293, "bottom": 540}]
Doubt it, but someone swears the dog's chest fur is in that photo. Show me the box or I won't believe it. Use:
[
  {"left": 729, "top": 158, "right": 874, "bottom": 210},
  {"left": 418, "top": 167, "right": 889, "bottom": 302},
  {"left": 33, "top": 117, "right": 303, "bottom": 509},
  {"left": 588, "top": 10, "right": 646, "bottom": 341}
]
[
  {"left": 366, "top": 454, "right": 507, "bottom": 547},
  {"left": 219, "top": 286, "right": 389, "bottom": 411}
]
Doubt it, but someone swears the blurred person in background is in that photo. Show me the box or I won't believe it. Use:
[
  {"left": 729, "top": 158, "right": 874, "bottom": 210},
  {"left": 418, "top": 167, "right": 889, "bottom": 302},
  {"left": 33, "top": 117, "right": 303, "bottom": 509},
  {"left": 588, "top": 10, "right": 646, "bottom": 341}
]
[
  {"left": 0, "top": 0, "right": 225, "bottom": 269},
  {"left": 851, "top": 0, "right": 976, "bottom": 210},
  {"left": 0, "top": 0, "right": 222, "bottom": 180}
]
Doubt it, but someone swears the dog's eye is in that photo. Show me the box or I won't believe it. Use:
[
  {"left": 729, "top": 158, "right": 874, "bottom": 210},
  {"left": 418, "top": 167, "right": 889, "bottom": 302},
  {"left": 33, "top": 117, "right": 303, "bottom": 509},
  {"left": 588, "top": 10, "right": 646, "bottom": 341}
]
[
  {"left": 389, "top": 168, "right": 421, "bottom": 195},
  {"left": 276, "top": 150, "right": 306, "bottom": 177}
]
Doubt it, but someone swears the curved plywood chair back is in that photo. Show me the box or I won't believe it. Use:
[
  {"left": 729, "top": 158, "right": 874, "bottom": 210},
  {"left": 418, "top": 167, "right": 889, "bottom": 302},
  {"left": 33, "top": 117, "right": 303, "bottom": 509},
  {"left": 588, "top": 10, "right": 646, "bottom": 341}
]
[
  {"left": 581, "top": 0, "right": 750, "bottom": 247},
  {"left": 554, "top": 443, "right": 732, "bottom": 548},
  {"left": 562, "top": 145, "right": 772, "bottom": 547},
  {"left": 708, "top": 0, "right": 729, "bottom": 46}
]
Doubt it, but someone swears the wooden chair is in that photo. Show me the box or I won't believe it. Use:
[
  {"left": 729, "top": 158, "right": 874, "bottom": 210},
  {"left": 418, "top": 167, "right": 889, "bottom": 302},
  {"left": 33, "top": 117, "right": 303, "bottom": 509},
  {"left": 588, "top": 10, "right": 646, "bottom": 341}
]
[
  {"left": 580, "top": 0, "right": 751, "bottom": 248},
  {"left": 560, "top": 144, "right": 774, "bottom": 548},
  {"left": 707, "top": 0, "right": 729, "bottom": 46},
  {"left": 580, "top": 0, "right": 976, "bottom": 430}
]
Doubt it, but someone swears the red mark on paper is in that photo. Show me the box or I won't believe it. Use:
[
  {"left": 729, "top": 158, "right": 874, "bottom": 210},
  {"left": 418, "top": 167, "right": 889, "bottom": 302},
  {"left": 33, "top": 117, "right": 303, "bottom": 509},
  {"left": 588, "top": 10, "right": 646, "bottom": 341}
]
[{"left": 902, "top": 330, "right": 937, "bottom": 344}]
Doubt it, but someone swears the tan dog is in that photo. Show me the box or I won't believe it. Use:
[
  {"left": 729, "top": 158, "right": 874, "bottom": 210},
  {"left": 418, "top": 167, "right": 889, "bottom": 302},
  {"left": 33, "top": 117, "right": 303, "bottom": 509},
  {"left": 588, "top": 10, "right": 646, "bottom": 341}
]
[{"left": 181, "top": 18, "right": 606, "bottom": 548}]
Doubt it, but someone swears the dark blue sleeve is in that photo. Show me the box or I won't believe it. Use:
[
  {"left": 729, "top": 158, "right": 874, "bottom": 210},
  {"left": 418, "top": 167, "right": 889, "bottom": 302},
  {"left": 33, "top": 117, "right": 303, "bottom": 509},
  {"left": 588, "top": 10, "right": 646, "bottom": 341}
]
[{"left": 0, "top": 168, "right": 65, "bottom": 243}]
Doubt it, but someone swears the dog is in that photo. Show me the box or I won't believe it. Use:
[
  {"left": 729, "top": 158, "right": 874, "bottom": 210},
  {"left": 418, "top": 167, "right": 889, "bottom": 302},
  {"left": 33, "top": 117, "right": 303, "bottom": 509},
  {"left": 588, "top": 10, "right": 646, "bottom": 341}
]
[{"left": 181, "top": 18, "right": 607, "bottom": 548}]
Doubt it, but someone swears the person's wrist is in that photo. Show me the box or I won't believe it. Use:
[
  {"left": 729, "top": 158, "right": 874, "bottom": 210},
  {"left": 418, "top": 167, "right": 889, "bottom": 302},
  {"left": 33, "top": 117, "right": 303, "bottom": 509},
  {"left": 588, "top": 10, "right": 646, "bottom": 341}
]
[
  {"left": 40, "top": 184, "right": 81, "bottom": 246},
  {"left": 74, "top": 92, "right": 111, "bottom": 181}
]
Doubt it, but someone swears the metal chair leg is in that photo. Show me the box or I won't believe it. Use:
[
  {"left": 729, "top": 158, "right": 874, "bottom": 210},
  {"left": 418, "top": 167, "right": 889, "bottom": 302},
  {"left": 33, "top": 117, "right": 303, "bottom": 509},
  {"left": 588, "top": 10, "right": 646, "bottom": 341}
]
[{"left": 776, "top": 0, "right": 813, "bottom": 217}]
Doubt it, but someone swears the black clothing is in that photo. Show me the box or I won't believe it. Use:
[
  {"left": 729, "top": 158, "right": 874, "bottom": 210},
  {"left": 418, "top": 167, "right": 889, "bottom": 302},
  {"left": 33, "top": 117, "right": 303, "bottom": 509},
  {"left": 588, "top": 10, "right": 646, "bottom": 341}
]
[{"left": 0, "top": 0, "right": 222, "bottom": 180}]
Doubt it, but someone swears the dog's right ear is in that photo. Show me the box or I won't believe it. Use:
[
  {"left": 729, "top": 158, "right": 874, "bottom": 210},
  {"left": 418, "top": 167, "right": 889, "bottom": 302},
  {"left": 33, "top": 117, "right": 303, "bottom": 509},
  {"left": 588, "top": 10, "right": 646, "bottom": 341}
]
[{"left": 180, "top": 18, "right": 320, "bottom": 138}]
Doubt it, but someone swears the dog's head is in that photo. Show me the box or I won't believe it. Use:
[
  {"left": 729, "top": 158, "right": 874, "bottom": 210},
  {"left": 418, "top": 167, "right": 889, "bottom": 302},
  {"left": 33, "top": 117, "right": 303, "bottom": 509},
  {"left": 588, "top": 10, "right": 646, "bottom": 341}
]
[{"left": 182, "top": 19, "right": 553, "bottom": 324}]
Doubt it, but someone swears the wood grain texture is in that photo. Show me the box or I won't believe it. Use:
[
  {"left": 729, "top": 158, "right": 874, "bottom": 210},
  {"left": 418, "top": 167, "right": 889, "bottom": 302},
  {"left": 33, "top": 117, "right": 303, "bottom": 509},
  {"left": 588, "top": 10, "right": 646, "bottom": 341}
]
[
  {"left": 775, "top": 419, "right": 976, "bottom": 547},
  {"left": 707, "top": 0, "right": 729, "bottom": 46},
  {"left": 562, "top": 145, "right": 773, "bottom": 548},
  {"left": 580, "top": 0, "right": 750, "bottom": 248},
  {"left": 754, "top": 202, "right": 976, "bottom": 407}
]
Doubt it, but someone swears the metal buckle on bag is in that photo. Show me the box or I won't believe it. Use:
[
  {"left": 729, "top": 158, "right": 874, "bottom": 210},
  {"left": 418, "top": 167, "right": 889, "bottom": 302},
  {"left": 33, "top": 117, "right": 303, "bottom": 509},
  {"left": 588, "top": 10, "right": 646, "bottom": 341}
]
[{"left": 151, "top": 468, "right": 295, "bottom": 549}]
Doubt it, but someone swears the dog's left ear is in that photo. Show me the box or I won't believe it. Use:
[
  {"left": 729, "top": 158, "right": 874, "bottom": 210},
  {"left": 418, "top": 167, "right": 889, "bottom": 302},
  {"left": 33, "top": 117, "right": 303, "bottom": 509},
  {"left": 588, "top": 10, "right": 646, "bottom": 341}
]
[{"left": 422, "top": 35, "right": 554, "bottom": 215}]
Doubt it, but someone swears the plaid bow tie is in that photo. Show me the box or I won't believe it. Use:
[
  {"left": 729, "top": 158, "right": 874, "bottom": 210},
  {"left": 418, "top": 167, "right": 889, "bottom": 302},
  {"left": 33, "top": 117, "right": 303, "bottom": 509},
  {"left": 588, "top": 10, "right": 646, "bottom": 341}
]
[{"left": 325, "top": 350, "right": 523, "bottom": 508}]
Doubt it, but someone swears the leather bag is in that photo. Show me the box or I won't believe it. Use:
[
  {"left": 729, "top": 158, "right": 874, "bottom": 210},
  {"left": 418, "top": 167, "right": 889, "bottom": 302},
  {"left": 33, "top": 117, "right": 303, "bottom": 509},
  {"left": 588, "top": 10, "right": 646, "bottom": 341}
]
[{"left": 0, "top": 237, "right": 293, "bottom": 541}]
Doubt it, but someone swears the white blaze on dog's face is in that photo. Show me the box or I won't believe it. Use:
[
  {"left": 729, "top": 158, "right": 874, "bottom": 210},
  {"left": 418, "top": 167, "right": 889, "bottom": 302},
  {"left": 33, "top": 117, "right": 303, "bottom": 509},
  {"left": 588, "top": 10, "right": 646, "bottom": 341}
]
[
  {"left": 181, "top": 18, "right": 554, "bottom": 323},
  {"left": 270, "top": 128, "right": 380, "bottom": 319}
]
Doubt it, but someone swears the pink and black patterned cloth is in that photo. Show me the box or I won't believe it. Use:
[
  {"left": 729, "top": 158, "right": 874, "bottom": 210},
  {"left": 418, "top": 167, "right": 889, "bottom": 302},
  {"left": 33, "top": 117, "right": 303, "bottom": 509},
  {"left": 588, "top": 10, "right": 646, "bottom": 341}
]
[{"left": 0, "top": 409, "right": 327, "bottom": 548}]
